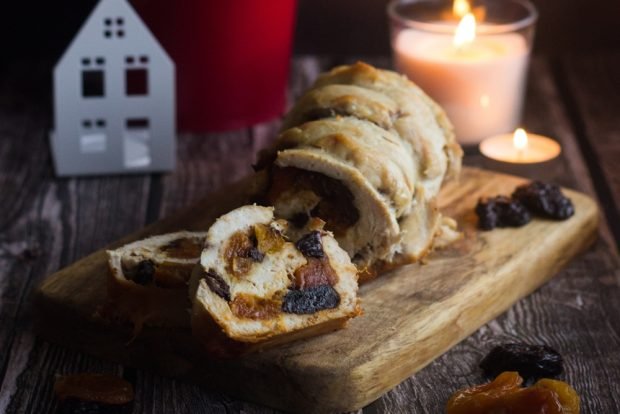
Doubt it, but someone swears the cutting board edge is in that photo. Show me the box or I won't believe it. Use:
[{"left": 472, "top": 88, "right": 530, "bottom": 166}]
[{"left": 31, "top": 168, "right": 601, "bottom": 414}]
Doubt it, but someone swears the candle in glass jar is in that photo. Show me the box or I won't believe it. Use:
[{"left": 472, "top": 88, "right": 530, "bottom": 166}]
[{"left": 393, "top": 14, "right": 529, "bottom": 145}]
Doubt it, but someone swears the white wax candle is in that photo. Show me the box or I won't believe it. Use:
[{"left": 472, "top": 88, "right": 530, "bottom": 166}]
[
  {"left": 394, "top": 28, "right": 529, "bottom": 144},
  {"left": 480, "top": 132, "right": 561, "bottom": 163}
]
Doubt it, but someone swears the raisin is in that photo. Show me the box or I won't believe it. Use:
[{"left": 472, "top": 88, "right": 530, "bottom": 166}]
[
  {"left": 58, "top": 399, "right": 132, "bottom": 414},
  {"left": 131, "top": 260, "right": 155, "bottom": 285},
  {"left": 295, "top": 231, "right": 324, "bottom": 258},
  {"left": 224, "top": 231, "right": 263, "bottom": 277},
  {"left": 480, "top": 343, "right": 563, "bottom": 383},
  {"left": 245, "top": 247, "right": 265, "bottom": 262},
  {"left": 512, "top": 181, "right": 574, "bottom": 220},
  {"left": 282, "top": 285, "right": 340, "bottom": 314},
  {"left": 476, "top": 196, "right": 531, "bottom": 230},
  {"left": 203, "top": 269, "right": 231, "bottom": 301}
]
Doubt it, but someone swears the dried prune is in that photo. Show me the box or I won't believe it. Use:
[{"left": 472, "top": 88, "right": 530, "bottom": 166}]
[
  {"left": 446, "top": 371, "right": 579, "bottom": 414},
  {"left": 480, "top": 343, "right": 563, "bottom": 383},
  {"left": 476, "top": 196, "right": 531, "bottom": 230},
  {"left": 58, "top": 399, "right": 132, "bottom": 414},
  {"left": 512, "top": 181, "right": 574, "bottom": 220},
  {"left": 295, "top": 231, "right": 324, "bottom": 258},
  {"left": 282, "top": 285, "right": 340, "bottom": 314},
  {"left": 131, "top": 260, "right": 155, "bottom": 285},
  {"left": 203, "top": 269, "right": 231, "bottom": 301}
]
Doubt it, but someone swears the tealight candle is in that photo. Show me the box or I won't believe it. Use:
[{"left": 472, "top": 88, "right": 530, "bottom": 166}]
[
  {"left": 480, "top": 128, "right": 561, "bottom": 163},
  {"left": 388, "top": 0, "right": 538, "bottom": 145}
]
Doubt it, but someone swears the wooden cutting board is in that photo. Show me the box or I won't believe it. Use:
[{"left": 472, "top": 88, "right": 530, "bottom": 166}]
[{"left": 33, "top": 167, "right": 598, "bottom": 413}]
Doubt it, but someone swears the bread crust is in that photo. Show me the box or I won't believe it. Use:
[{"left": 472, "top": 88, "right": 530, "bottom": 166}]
[
  {"left": 102, "top": 231, "right": 207, "bottom": 333},
  {"left": 190, "top": 205, "right": 361, "bottom": 356},
  {"left": 263, "top": 62, "right": 463, "bottom": 271}
]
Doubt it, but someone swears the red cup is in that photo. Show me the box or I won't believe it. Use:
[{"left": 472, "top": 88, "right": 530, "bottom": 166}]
[{"left": 133, "top": 0, "right": 297, "bottom": 132}]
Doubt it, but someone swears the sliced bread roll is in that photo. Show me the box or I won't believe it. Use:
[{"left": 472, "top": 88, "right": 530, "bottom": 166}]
[
  {"left": 258, "top": 62, "right": 463, "bottom": 276},
  {"left": 313, "top": 62, "right": 463, "bottom": 191},
  {"left": 189, "top": 205, "right": 361, "bottom": 356},
  {"left": 103, "top": 231, "right": 206, "bottom": 333}
]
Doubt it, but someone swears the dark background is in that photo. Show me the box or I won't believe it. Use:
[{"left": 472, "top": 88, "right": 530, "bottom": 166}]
[{"left": 1, "top": 0, "right": 619, "bottom": 65}]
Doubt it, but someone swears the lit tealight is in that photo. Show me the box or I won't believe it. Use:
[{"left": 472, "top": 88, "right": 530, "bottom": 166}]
[{"left": 479, "top": 128, "right": 561, "bottom": 163}]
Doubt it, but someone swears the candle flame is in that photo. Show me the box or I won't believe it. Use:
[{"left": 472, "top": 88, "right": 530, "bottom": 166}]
[
  {"left": 453, "top": 13, "right": 476, "bottom": 50},
  {"left": 453, "top": 0, "right": 471, "bottom": 18},
  {"left": 513, "top": 128, "right": 528, "bottom": 150}
]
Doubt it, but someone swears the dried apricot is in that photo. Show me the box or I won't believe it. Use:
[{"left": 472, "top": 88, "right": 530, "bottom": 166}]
[
  {"left": 446, "top": 371, "right": 579, "bottom": 414},
  {"left": 54, "top": 373, "right": 133, "bottom": 405}
]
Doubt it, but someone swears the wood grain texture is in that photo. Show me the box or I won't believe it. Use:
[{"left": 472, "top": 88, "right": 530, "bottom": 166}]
[
  {"left": 2, "top": 55, "right": 620, "bottom": 413},
  {"left": 557, "top": 52, "right": 620, "bottom": 251},
  {"left": 33, "top": 167, "right": 598, "bottom": 413},
  {"left": 0, "top": 63, "right": 145, "bottom": 413}
]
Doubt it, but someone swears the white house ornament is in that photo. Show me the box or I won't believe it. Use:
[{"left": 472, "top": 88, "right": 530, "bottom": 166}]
[{"left": 50, "top": 0, "right": 176, "bottom": 176}]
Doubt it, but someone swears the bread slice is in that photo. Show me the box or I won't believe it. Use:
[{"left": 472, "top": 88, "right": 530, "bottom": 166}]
[
  {"left": 189, "top": 205, "right": 361, "bottom": 356},
  {"left": 103, "top": 231, "right": 207, "bottom": 333},
  {"left": 256, "top": 62, "right": 463, "bottom": 275}
]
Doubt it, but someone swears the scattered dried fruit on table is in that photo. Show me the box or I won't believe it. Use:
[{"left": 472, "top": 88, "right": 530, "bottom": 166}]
[
  {"left": 480, "top": 343, "right": 564, "bottom": 383},
  {"left": 513, "top": 181, "right": 575, "bottom": 220},
  {"left": 476, "top": 195, "right": 531, "bottom": 230},
  {"left": 446, "top": 371, "right": 580, "bottom": 414},
  {"left": 54, "top": 373, "right": 134, "bottom": 414}
]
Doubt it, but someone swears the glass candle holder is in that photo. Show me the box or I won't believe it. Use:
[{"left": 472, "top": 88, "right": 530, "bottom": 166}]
[{"left": 388, "top": 0, "right": 538, "bottom": 145}]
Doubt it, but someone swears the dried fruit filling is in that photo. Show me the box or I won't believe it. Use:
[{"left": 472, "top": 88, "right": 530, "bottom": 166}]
[
  {"left": 230, "top": 293, "right": 281, "bottom": 320},
  {"left": 267, "top": 167, "right": 359, "bottom": 237},
  {"left": 223, "top": 230, "right": 264, "bottom": 277},
  {"left": 446, "top": 371, "right": 580, "bottom": 414},
  {"left": 122, "top": 260, "right": 194, "bottom": 288},
  {"left": 159, "top": 237, "right": 204, "bottom": 259}
]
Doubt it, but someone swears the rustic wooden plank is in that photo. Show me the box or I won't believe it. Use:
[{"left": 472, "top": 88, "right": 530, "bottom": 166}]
[
  {"left": 0, "top": 63, "right": 152, "bottom": 413},
  {"left": 156, "top": 130, "right": 256, "bottom": 217},
  {"left": 33, "top": 167, "right": 599, "bottom": 413},
  {"left": 2, "top": 54, "right": 620, "bottom": 414},
  {"left": 332, "top": 55, "right": 620, "bottom": 413},
  {"left": 556, "top": 52, "right": 620, "bottom": 251},
  {"left": 515, "top": 57, "right": 616, "bottom": 250},
  {"left": 367, "top": 239, "right": 620, "bottom": 413}
]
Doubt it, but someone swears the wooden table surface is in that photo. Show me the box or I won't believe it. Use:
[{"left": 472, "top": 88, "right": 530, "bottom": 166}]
[{"left": 1, "top": 55, "right": 619, "bottom": 413}]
